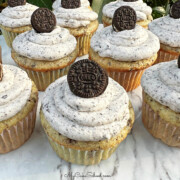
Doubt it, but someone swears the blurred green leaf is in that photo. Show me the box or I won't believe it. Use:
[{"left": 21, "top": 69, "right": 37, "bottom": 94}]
[
  {"left": 152, "top": 6, "right": 166, "bottom": 18},
  {"left": 92, "top": 0, "right": 116, "bottom": 22},
  {"left": 27, "top": 0, "right": 52, "bottom": 9}
]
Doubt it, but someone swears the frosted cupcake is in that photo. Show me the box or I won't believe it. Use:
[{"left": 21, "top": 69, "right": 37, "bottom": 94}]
[
  {"left": 90, "top": 6, "right": 160, "bottom": 92},
  {"left": 53, "top": 0, "right": 98, "bottom": 56},
  {"left": 0, "top": 47, "right": 38, "bottom": 153},
  {"left": 141, "top": 58, "right": 180, "bottom": 147},
  {"left": 0, "top": 0, "right": 38, "bottom": 48},
  {"left": 12, "top": 8, "right": 78, "bottom": 91},
  {"left": 40, "top": 59, "right": 134, "bottom": 165},
  {"left": 148, "top": 1, "right": 180, "bottom": 64},
  {"left": 102, "top": 0, "right": 152, "bottom": 29}
]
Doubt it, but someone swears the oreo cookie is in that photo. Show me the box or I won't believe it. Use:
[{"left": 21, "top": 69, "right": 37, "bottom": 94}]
[
  {"left": 61, "top": 0, "right": 81, "bottom": 9},
  {"left": 8, "top": 0, "right": 26, "bottom": 7},
  {"left": 178, "top": 56, "right": 180, "bottom": 68},
  {"left": 112, "top": 6, "right": 137, "bottom": 32},
  {"left": 67, "top": 59, "right": 108, "bottom": 98},
  {"left": 0, "top": 46, "right": 3, "bottom": 81},
  {"left": 31, "top": 8, "right": 56, "bottom": 33},
  {"left": 170, "top": 0, "right": 180, "bottom": 19},
  {"left": 123, "top": 0, "right": 138, "bottom": 2}
]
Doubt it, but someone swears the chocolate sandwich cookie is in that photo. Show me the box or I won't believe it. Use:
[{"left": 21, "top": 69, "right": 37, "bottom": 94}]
[
  {"left": 112, "top": 6, "right": 137, "bottom": 32},
  {"left": 170, "top": 0, "right": 180, "bottom": 19},
  {"left": 8, "top": 0, "right": 26, "bottom": 7},
  {"left": 31, "top": 8, "right": 56, "bottom": 33},
  {"left": 67, "top": 59, "right": 108, "bottom": 98},
  {"left": 61, "top": 0, "right": 81, "bottom": 9}
]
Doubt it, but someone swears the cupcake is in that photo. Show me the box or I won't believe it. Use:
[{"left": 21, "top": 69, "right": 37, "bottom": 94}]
[
  {"left": 148, "top": 1, "right": 180, "bottom": 64},
  {"left": 89, "top": 6, "right": 160, "bottom": 92},
  {"left": 102, "top": 0, "right": 152, "bottom": 29},
  {"left": 141, "top": 57, "right": 180, "bottom": 147},
  {"left": 0, "top": 46, "right": 38, "bottom": 153},
  {"left": 0, "top": 0, "right": 38, "bottom": 48},
  {"left": 40, "top": 59, "right": 135, "bottom": 165},
  {"left": 53, "top": 0, "right": 99, "bottom": 56},
  {"left": 11, "top": 8, "right": 78, "bottom": 91}
]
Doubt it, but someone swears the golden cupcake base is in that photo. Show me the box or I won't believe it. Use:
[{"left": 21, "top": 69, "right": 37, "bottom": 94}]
[
  {"left": 142, "top": 91, "right": 180, "bottom": 147},
  {"left": 0, "top": 24, "right": 32, "bottom": 48},
  {"left": 89, "top": 48, "right": 157, "bottom": 92},
  {"left": 67, "top": 20, "right": 99, "bottom": 56},
  {"left": 40, "top": 103, "right": 134, "bottom": 165},
  {"left": 11, "top": 48, "right": 78, "bottom": 91},
  {"left": 0, "top": 82, "right": 38, "bottom": 153},
  {"left": 106, "top": 69, "right": 145, "bottom": 92}
]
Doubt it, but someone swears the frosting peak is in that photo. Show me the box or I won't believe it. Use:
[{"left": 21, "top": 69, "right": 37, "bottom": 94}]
[
  {"left": 90, "top": 25, "right": 160, "bottom": 61},
  {"left": 141, "top": 60, "right": 180, "bottom": 112},
  {"left": 0, "top": 3, "right": 38, "bottom": 27},
  {"left": 42, "top": 76, "right": 130, "bottom": 141},
  {"left": 149, "top": 15, "right": 180, "bottom": 47},
  {"left": 12, "top": 26, "right": 77, "bottom": 61}
]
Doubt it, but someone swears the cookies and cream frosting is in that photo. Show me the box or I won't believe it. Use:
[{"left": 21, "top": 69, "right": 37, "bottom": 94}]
[
  {"left": 53, "top": 0, "right": 98, "bottom": 28},
  {"left": 103, "top": 0, "right": 152, "bottom": 21},
  {"left": 141, "top": 60, "right": 180, "bottom": 113},
  {"left": 149, "top": 15, "right": 180, "bottom": 47},
  {"left": 12, "top": 26, "right": 77, "bottom": 61},
  {"left": 0, "top": 3, "right": 38, "bottom": 28},
  {"left": 90, "top": 25, "right": 160, "bottom": 61},
  {"left": 53, "top": 0, "right": 90, "bottom": 9},
  {"left": 0, "top": 65, "right": 32, "bottom": 121},
  {"left": 42, "top": 76, "right": 130, "bottom": 141}
]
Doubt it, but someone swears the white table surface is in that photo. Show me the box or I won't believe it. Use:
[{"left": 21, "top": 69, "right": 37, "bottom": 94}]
[{"left": 0, "top": 35, "right": 180, "bottom": 180}]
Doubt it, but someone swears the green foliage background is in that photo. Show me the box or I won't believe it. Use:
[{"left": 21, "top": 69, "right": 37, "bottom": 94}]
[{"left": 0, "top": 0, "right": 179, "bottom": 20}]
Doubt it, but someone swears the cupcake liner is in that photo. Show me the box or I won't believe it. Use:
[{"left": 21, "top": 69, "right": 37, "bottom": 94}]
[
  {"left": 106, "top": 69, "right": 145, "bottom": 92},
  {"left": 0, "top": 28, "right": 21, "bottom": 48},
  {"left": 19, "top": 65, "right": 71, "bottom": 91},
  {"left": 156, "top": 49, "right": 179, "bottom": 64},
  {"left": 0, "top": 100, "right": 38, "bottom": 154},
  {"left": 76, "top": 33, "right": 93, "bottom": 56},
  {"left": 47, "top": 136, "right": 118, "bottom": 165},
  {"left": 142, "top": 94, "right": 180, "bottom": 147},
  {"left": 0, "top": 25, "right": 31, "bottom": 48}
]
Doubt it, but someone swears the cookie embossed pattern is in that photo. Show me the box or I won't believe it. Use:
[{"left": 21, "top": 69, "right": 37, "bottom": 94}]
[
  {"left": 61, "top": 0, "right": 81, "bottom": 9},
  {"left": 7, "top": 0, "right": 26, "bottom": 7},
  {"left": 67, "top": 59, "right": 108, "bottom": 98},
  {"left": 31, "top": 8, "right": 56, "bottom": 33},
  {"left": 112, "top": 6, "right": 137, "bottom": 32}
]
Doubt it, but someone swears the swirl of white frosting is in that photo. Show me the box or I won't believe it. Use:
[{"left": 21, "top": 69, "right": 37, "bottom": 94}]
[
  {"left": 42, "top": 76, "right": 130, "bottom": 141},
  {"left": 149, "top": 15, "right": 180, "bottom": 47},
  {"left": 103, "top": 0, "right": 152, "bottom": 21},
  {"left": 53, "top": 0, "right": 98, "bottom": 28},
  {"left": 90, "top": 25, "right": 160, "bottom": 61},
  {"left": 12, "top": 26, "right": 77, "bottom": 61},
  {"left": 0, "top": 3, "right": 38, "bottom": 28},
  {"left": 141, "top": 60, "right": 180, "bottom": 112},
  {"left": 0, "top": 65, "right": 32, "bottom": 121},
  {"left": 52, "top": 0, "right": 90, "bottom": 9}
]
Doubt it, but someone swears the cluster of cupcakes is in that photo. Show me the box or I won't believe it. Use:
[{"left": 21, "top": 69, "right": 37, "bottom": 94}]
[{"left": 0, "top": 0, "right": 179, "bottom": 166}]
